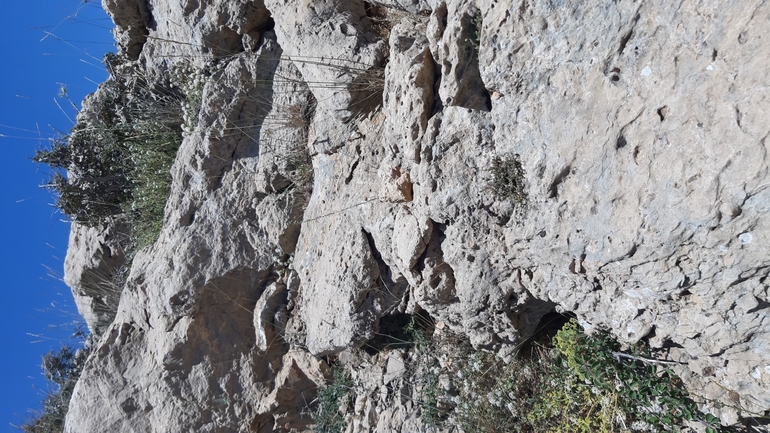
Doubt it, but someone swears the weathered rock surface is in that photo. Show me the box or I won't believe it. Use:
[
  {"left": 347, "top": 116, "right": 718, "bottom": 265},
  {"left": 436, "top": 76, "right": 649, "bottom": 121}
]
[
  {"left": 64, "top": 219, "right": 128, "bottom": 335},
  {"left": 63, "top": 0, "right": 770, "bottom": 431}
]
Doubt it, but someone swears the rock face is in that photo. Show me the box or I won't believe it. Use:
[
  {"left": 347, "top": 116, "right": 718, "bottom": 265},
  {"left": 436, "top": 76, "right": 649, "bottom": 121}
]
[
  {"left": 64, "top": 219, "right": 129, "bottom": 336},
  {"left": 63, "top": 0, "right": 769, "bottom": 431}
]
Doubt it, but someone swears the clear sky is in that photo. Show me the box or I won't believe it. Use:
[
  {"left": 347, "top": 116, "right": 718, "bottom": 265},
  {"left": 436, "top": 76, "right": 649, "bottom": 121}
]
[{"left": 0, "top": 1, "right": 114, "bottom": 429}]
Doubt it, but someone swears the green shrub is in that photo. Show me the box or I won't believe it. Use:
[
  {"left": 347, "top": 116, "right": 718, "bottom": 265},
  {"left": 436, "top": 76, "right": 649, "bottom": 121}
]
[
  {"left": 312, "top": 367, "right": 353, "bottom": 433},
  {"left": 419, "top": 318, "right": 727, "bottom": 433},
  {"left": 34, "top": 54, "right": 186, "bottom": 247},
  {"left": 535, "top": 319, "right": 725, "bottom": 433},
  {"left": 19, "top": 343, "right": 91, "bottom": 433},
  {"left": 34, "top": 125, "right": 131, "bottom": 223},
  {"left": 119, "top": 119, "right": 181, "bottom": 248}
]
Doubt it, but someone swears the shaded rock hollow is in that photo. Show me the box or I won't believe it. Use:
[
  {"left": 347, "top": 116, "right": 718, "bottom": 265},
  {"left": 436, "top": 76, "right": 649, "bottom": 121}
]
[{"left": 63, "top": 0, "right": 770, "bottom": 431}]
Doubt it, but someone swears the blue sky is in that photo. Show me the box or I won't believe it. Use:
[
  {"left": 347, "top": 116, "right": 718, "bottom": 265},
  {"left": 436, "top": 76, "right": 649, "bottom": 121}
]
[{"left": 0, "top": 1, "right": 114, "bottom": 429}]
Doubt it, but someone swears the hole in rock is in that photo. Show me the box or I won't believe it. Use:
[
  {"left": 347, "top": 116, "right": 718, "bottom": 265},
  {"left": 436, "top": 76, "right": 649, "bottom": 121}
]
[
  {"left": 364, "top": 312, "right": 433, "bottom": 355},
  {"left": 618, "top": 29, "right": 633, "bottom": 55},
  {"left": 516, "top": 311, "right": 571, "bottom": 356}
]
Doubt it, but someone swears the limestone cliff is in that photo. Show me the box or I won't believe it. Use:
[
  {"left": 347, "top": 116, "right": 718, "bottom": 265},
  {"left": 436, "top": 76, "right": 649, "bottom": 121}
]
[{"left": 63, "top": 0, "right": 770, "bottom": 431}]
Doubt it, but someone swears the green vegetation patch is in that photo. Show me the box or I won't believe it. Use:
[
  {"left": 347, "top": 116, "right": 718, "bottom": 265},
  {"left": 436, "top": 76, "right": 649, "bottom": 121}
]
[
  {"left": 410, "top": 318, "right": 727, "bottom": 433},
  {"left": 532, "top": 319, "right": 724, "bottom": 433},
  {"left": 34, "top": 53, "right": 189, "bottom": 248},
  {"left": 18, "top": 342, "right": 91, "bottom": 433},
  {"left": 404, "top": 315, "right": 446, "bottom": 425},
  {"left": 312, "top": 367, "right": 353, "bottom": 433}
]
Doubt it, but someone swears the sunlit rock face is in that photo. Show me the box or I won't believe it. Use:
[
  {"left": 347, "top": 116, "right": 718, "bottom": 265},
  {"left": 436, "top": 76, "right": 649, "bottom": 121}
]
[{"left": 63, "top": 0, "right": 769, "bottom": 431}]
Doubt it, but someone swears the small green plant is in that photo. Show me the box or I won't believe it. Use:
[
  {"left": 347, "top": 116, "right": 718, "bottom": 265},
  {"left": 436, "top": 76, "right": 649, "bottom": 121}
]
[
  {"left": 170, "top": 61, "right": 213, "bottom": 135},
  {"left": 404, "top": 315, "right": 441, "bottom": 423},
  {"left": 120, "top": 119, "right": 181, "bottom": 248},
  {"left": 312, "top": 367, "right": 353, "bottom": 433},
  {"left": 490, "top": 155, "right": 526, "bottom": 203},
  {"left": 35, "top": 125, "right": 131, "bottom": 223},
  {"left": 453, "top": 347, "right": 548, "bottom": 433}
]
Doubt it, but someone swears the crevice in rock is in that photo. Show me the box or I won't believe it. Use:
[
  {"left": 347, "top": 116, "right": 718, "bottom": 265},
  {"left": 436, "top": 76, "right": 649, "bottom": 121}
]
[
  {"left": 250, "top": 412, "right": 273, "bottom": 433},
  {"left": 747, "top": 298, "right": 770, "bottom": 314},
  {"left": 415, "top": 221, "right": 458, "bottom": 305},
  {"left": 617, "top": 29, "right": 634, "bottom": 56},
  {"left": 362, "top": 229, "right": 408, "bottom": 311},
  {"left": 568, "top": 253, "right": 586, "bottom": 274},
  {"left": 592, "top": 277, "right": 603, "bottom": 292},
  {"left": 640, "top": 324, "right": 656, "bottom": 341},
  {"left": 446, "top": 5, "right": 491, "bottom": 111},
  {"left": 619, "top": 109, "right": 643, "bottom": 141},
  {"left": 516, "top": 311, "right": 570, "bottom": 353},
  {"left": 609, "top": 67, "right": 621, "bottom": 83},
  {"left": 548, "top": 165, "right": 571, "bottom": 199},
  {"left": 435, "top": 2, "right": 448, "bottom": 39},
  {"left": 617, "top": 13, "right": 640, "bottom": 56},
  {"left": 623, "top": 243, "right": 637, "bottom": 259},
  {"left": 413, "top": 230, "right": 432, "bottom": 276},
  {"left": 428, "top": 50, "right": 444, "bottom": 119},
  {"left": 709, "top": 348, "right": 728, "bottom": 357},
  {"left": 661, "top": 339, "right": 685, "bottom": 349},
  {"left": 180, "top": 207, "right": 196, "bottom": 227},
  {"left": 345, "top": 158, "right": 360, "bottom": 184}
]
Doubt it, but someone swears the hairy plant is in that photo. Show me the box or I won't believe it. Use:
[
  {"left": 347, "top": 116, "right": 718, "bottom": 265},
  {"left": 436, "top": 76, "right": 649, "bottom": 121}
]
[
  {"left": 404, "top": 315, "right": 445, "bottom": 424},
  {"left": 80, "top": 264, "right": 128, "bottom": 336},
  {"left": 490, "top": 155, "right": 526, "bottom": 203},
  {"left": 346, "top": 66, "right": 385, "bottom": 123}
]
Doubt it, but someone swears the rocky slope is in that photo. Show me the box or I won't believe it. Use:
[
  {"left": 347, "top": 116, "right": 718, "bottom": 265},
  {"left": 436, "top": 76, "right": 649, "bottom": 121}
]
[{"left": 63, "top": 0, "right": 770, "bottom": 431}]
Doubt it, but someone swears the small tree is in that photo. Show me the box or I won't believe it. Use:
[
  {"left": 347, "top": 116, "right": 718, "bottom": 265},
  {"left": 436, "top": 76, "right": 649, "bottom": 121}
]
[{"left": 19, "top": 344, "right": 90, "bottom": 433}]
